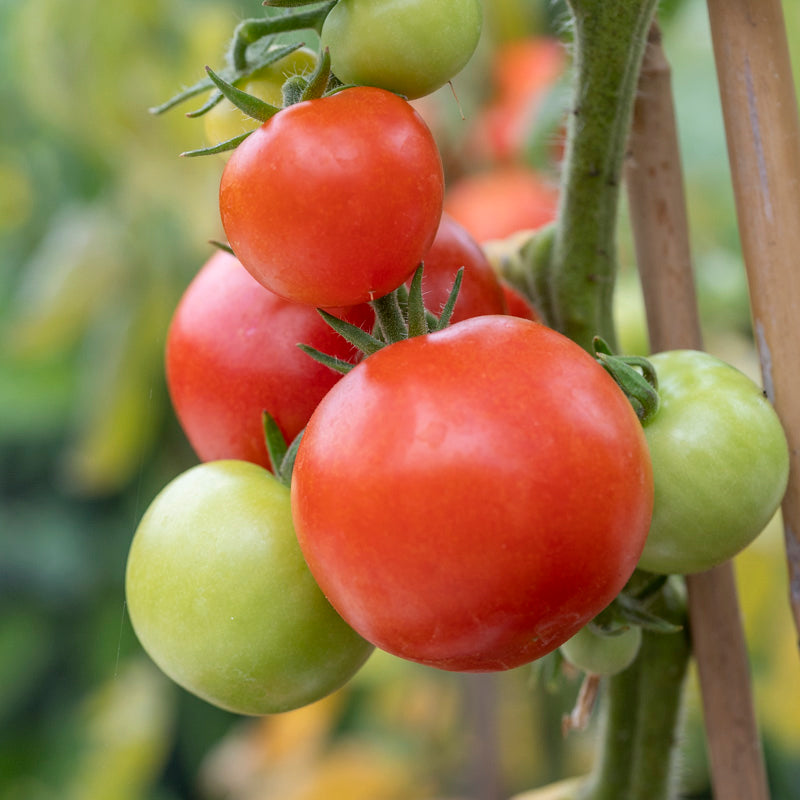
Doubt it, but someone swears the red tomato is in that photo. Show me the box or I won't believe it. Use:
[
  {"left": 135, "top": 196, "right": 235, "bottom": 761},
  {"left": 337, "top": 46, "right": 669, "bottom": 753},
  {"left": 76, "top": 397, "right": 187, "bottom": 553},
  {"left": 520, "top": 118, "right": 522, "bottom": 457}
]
[
  {"left": 165, "top": 250, "right": 374, "bottom": 468},
  {"left": 502, "top": 282, "right": 540, "bottom": 321},
  {"left": 219, "top": 87, "right": 444, "bottom": 307},
  {"left": 444, "top": 167, "right": 559, "bottom": 243},
  {"left": 292, "top": 316, "right": 653, "bottom": 672},
  {"left": 413, "top": 214, "right": 506, "bottom": 323},
  {"left": 474, "top": 37, "right": 567, "bottom": 162}
]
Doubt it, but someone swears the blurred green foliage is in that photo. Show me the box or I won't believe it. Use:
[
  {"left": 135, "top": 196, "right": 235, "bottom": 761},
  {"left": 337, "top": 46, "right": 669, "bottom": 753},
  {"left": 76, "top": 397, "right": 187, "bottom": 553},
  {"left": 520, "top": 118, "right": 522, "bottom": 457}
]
[{"left": 1, "top": 0, "right": 799, "bottom": 798}]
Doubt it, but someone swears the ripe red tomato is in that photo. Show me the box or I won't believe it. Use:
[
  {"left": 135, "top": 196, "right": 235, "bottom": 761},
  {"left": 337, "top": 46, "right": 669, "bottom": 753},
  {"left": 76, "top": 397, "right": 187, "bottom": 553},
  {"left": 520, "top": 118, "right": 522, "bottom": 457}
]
[
  {"left": 292, "top": 316, "right": 653, "bottom": 672},
  {"left": 219, "top": 86, "right": 444, "bottom": 307},
  {"left": 413, "top": 214, "right": 506, "bottom": 323},
  {"left": 502, "top": 282, "right": 540, "bottom": 321},
  {"left": 444, "top": 167, "right": 559, "bottom": 243},
  {"left": 165, "top": 250, "right": 373, "bottom": 468}
]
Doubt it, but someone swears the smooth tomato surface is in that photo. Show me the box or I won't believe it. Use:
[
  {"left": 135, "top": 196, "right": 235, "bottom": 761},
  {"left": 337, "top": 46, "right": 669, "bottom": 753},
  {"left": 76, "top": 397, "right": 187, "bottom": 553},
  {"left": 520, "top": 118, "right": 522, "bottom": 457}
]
[
  {"left": 639, "top": 350, "right": 789, "bottom": 574},
  {"left": 125, "top": 461, "right": 374, "bottom": 715},
  {"left": 292, "top": 316, "right": 653, "bottom": 672},
  {"left": 166, "top": 250, "right": 373, "bottom": 468},
  {"left": 321, "top": 0, "right": 483, "bottom": 100},
  {"left": 413, "top": 213, "right": 506, "bottom": 322},
  {"left": 220, "top": 87, "right": 444, "bottom": 307}
]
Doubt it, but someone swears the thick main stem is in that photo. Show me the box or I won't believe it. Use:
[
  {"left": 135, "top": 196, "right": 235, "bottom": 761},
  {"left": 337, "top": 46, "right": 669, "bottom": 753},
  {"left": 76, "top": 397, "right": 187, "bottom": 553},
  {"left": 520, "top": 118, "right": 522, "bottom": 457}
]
[{"left": 547, "top": 0, "right": 658, "bottom": 351}]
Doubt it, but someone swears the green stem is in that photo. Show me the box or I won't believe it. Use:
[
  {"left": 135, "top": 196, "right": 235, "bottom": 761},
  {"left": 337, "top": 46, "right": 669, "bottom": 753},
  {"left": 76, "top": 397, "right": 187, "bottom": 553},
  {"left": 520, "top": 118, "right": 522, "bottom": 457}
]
[
  {"left": 546, "top": 0, "right": 659, "bottom": 351},
  {"left": 581, "top": 581, "right": 690, "bottom": 800}
]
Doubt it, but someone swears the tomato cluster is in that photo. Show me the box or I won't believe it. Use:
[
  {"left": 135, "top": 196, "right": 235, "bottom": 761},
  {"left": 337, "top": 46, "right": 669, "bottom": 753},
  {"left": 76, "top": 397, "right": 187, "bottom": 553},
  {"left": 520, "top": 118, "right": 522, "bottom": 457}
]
[{"left": 128, "top": 0, "right": 790, "bottom": 715}]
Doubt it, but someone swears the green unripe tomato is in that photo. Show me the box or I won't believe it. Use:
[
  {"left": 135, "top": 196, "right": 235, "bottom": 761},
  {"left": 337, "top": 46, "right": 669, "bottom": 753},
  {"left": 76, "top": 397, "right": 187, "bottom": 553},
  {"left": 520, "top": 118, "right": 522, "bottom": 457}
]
[
  {"left": 560, "top": 624, "right": 642, "bottom": 676},
  {"left": 639, "top": 350, "right": 789, "bottom": 575},
  {"left": 125, "top": 460, "right": 373, "bottom": 715},
  {"left": 203, "top": 46, "right": 317, "bottom": 145},
  {"left": 320, "top": 0, "right": 483, "bottom": 100}
]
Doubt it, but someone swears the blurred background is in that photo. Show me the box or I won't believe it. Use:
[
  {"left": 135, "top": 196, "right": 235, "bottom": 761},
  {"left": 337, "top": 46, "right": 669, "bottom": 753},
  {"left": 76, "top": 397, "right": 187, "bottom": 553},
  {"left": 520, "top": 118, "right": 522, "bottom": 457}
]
[{"left": 1, "top": 0, "right": 799, "bottom": 797}]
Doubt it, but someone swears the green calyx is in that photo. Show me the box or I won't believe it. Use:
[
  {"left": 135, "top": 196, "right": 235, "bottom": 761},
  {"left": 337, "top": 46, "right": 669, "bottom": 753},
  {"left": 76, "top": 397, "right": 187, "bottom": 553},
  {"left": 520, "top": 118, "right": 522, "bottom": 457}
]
[
  {"left": 300, "top": 265, "right": 464, "bottom": 375},
  {"left": 592, "top": 337, "right": 659, "bottom": 424},
  {"left": 151, "top": 2, "right": 340, "bottom": 155},
  {"left": 262, "top": 411, "right": 303, "bottom": 487}
]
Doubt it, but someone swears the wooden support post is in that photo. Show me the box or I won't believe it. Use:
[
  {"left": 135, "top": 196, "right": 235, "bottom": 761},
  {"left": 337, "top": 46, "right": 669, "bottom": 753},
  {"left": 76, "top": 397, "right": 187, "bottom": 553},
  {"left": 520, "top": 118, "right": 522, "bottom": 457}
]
[
  {"left": 706, "top": 0, "right": 800, "bottom": 644},
  {"left": 625, "top": 23, "right": 770, "bottom": 800}
]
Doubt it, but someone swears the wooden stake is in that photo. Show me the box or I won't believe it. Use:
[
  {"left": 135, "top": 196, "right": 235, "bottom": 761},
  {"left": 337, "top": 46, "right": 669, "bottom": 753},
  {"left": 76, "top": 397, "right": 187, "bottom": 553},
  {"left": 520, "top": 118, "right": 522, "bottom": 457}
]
[
  {"left": 625, "top": 23, "right": 770, "bottom": 800},
  {"left": 706, "top": 0, "right": 800, "bottom": 643}
]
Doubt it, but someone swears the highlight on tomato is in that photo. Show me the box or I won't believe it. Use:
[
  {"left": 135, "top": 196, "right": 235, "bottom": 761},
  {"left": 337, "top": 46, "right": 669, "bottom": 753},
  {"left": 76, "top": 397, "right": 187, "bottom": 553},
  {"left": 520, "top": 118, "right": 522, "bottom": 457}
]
[
  {"left": 291, "top": 315, "right": 654, "bottom": 672},
  {"left": 165, "top": 250, "right": 374, "bottom": 469},
  {"left": 220, "top": 86, "right": 444, "bottom": 307},
  {"left": 125, "top": 460, "right": 374, "bottom": 716}
]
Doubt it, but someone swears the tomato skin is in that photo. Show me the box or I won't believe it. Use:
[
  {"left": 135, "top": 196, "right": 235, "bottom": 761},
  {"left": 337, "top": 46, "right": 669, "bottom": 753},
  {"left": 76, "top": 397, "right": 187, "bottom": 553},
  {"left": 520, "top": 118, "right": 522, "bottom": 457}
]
[
  {"left": 560, "top": 624, "right": 642, "bottom": 676},
  {"left": 502, "top": 282, "right": 540, "bottom": 321},
  {"left": 292, "top": 316, "right": 653, "bottom": 672},
  {"left": 320, "top": 0, "right": 483, "bottom": 100},
  {"left": 220, "top": 87, "right": 444, "bottom": 308},
  {"left": 639, "top": 350, "right": 789, "bottom": 575},
  {"left": 444, "top": 167, "right": 559, "bottom": 243},
  {"left": 414, "top": 214, "right": 506, "bottom": 322},
  {"left": 125, "top": 461, "right": 374, "bottom": 715},
  {"left": 165, "top": 250, "right": 373, "bottom": 468},
  {"left": 203, "top": 46, "right": 317, "bottom": 145}
]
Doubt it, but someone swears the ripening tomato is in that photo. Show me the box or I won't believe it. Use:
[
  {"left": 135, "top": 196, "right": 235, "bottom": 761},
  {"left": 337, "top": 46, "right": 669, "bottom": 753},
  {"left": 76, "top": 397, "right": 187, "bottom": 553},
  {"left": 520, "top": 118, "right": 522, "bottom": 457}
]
[
  {"left": 292, "top": 316, "right": 653, "bottom": 672},
  {"left": 125, "top": 460, "right": 374, "bottom": 715},
  {"left": 444, "top": 166, "right": 559, "bottom": 243},
  {"left": 639, "top": 350, "right": 789, "bottom": 575},
  {"left": 320, "top": 0, "right": 483, "bottom": 100},
  {"left": 220, "top": 87, "right": 444, "bottom": 307},
  {"left": 502, "top": 282, "right": 540, "bottom": 321},
  {"left": 203, "top": 46, "right": 317, "bottom": 145},
  {"left": 560, "top": 624, "right": 642, "bottom": 676},
  {"left": 165, "top": 250, "right": 373, "bottom": 468},
  {"left": 413, "top": 214, "right": 506, "bottom": 322}
]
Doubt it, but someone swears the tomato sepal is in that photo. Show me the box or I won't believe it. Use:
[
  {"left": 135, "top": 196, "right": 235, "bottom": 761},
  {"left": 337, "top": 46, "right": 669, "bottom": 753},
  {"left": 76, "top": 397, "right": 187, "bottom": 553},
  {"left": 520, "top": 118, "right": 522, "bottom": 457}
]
[{"left": 593, "top": 337, "right": 660, "bottom": 423}]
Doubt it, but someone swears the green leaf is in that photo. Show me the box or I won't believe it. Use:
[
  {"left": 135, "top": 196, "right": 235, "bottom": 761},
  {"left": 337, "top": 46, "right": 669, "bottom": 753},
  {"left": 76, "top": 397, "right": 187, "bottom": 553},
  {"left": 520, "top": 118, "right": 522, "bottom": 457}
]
[
  {"left": 406, "top": 264, "right": 428, "bottom": 338},
  {"left": 432, "top": 267, "right": 464, "bottom": 330},
  {"left": 297, "top": 344, "right": 355, "bottom": 374},
  {"left": 317, "top": 309, "right": 384, "bottom": 354},
  {"left": 180, "top": 131, "right": 253, "bottom": 157},
  {"left": 262, "top": 411, "right": 288, "bottom": 478},
  {"left": 205, "top": 66, "right": 280, "bottom": 122}
]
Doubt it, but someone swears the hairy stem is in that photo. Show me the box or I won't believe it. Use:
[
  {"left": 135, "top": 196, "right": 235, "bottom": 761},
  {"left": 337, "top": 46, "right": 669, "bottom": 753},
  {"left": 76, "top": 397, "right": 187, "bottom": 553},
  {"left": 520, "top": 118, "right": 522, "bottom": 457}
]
[{"left": 545, "top": 0, "right": 658, "bottom": 351}]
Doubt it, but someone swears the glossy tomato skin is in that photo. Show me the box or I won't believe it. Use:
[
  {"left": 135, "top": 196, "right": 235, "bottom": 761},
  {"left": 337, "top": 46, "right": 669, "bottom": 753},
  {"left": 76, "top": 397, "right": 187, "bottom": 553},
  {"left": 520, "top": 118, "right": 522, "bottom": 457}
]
[
  {"left": 639, "top": 350, "right": 789, "bottom": 575},
  {"left": 220, "top": 87, "right": 444, "bottom": 307},
  {"left": 320, "top": 0, "right": 483, "bottom": 100},
  {"left": 165, "top": 250, "right": 373, "bottom": 468},
  {"left": 125, "top": 460, "right": 374, "bottom": 715},
  {"left": 292, "top": 316, "right": 653, "bottom": 672},
  {"left": 414, "top": 214, "right": 506, "bottom": 322}
]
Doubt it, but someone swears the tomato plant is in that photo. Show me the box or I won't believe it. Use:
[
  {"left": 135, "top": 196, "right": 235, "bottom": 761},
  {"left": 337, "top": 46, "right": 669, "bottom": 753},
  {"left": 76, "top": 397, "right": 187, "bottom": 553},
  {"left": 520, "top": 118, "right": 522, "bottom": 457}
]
[
  {"left": 291, "top": 316, "right": 653, "bottom": 672},
  {"left": 165, "top": 250, "right": 373, "bottom": 469},
  {"left": 125, "top": 460, "right": 374, "bottom": 715},
  {"left": 413, "top": 213, "right": 506, "bottom": 322},
  {"left": 638, "top": 349, "right": 789, "bottom": 575},
  {"left": 320, "top": 0, "right": 483, "bottom": 100},
  {"left": 560, "top": 623, "right": 642, "bottom": 676}
]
